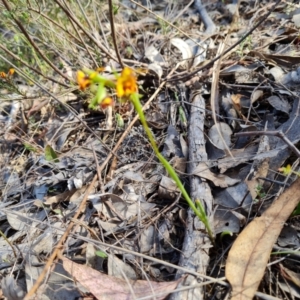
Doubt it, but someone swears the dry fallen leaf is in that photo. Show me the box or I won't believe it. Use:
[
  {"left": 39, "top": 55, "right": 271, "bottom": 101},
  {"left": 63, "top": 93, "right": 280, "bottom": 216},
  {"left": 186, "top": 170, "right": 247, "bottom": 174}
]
[
  {"left": 226, "top": 177, "right": 300, "bottom": 300},
  {"left": 280, "top": 264, "right": 300, "bottom": 287},
  {"left": 250, "top": 89, "right": 263, "bottom": 104},
  {"left": 193, "top": 162, "right": 240, "bottom": 188},
  {"left": 208, "top": 122, "right": 233, "bottom": 150},
  {"left": 60, "top": 254, "right": 182, "bottom": 300}
]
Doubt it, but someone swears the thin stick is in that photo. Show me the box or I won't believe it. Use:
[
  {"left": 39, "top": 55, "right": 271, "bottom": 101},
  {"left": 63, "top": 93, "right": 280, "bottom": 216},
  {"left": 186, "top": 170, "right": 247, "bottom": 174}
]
[
  {"left": 92, "top": 145, "right": 105, "bottom": 193},
  {"left": 0, "top": 230, "right": 17, "bottom": 259},
  {"left": 210, "top": 38, "right": 233, "bottom": 158},
  {"left": 108, "top": 0, "right": 124, "bottom": 68},
  {"left": 235, "top": 130, "right": 300, "bottom": 159}
]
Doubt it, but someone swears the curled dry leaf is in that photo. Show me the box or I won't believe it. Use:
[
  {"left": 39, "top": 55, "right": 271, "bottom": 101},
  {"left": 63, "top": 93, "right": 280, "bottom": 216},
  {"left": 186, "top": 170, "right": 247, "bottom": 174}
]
[
  {"left": 170, "top": 38, "right": 192, "bottom": 67},
  {"left": 148, "top": 63, "right": 163, "bottom": 79},
  {"left": 226, "top": 177, "right": 300, "bottom": 300},
  {"left": 250, "top": 89, "right": 263, "bottom": 104},
  {"left": 60, "top": 254, "right": 183, "bottom": 300}
]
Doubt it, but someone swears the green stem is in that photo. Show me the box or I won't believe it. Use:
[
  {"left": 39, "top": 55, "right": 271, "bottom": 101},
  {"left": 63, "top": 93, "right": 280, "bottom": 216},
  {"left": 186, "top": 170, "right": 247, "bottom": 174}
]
[{"left": 131, "top": 95, "right": 214, "bottom": 242}]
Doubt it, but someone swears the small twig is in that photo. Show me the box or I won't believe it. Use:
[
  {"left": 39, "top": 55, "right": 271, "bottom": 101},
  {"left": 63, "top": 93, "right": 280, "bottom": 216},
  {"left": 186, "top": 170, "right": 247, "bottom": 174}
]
[
  {"left": 167, "top": 0, "right": 281, "bottom": 82},
  {"left": 108, "top": 0, "right": 124, "bottom": 68},
  {"left": 257, "top": 177, "right": 290, "bottom": 187},
  {"left": 235, "top": 130, "right": 300, "bottom": 159},
  {"left": 67, "top": 11, "right": 99, "bottom": 67},
  {"left": 92, "top": 145, "right": 105, "bottom": 193},
  {"left": 211, "top": 37, "right": 233, "bottom": 158},
  {"left": 95, "top": 67, "right": 177, "bottom": 173},
  {"left": 27, "top": 7, "right": 82, "bottom": 44},
  {"left": 0, "top": 230, "right": 17, "bottom": 259}
]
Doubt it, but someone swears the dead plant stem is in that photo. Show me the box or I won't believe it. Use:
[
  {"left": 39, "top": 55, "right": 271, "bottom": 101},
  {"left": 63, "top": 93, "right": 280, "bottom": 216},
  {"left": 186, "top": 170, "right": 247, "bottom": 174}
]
[
  {"left": 0, "top": 230, "right": 17, "bottom": 259},
  {"left": 108, "top": 0, "right": 124, "bottom": 68},
  {"left": 67, "top": 12, "right": 99, "bottom": 67},
  {"left": 235, "top": 130, "right": 300, "bottom": 159}
]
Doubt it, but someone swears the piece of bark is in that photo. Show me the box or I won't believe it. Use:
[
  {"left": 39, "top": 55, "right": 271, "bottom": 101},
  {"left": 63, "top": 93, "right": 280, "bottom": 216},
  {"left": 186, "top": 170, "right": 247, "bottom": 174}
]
[{"left": 170, "top": 93, "right": 213, "bottom": 300}]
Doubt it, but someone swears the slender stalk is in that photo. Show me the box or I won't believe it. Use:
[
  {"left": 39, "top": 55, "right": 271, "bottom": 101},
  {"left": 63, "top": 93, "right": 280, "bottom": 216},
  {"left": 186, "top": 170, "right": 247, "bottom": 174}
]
[
  {"left": 108, "top": 0, "right": 124, "bottom": 68},
  {"left": 0, "top": 230, "right": 17, "bottom": 259},
  {"left": 130, "top": 95, "right": 214, "bottom": 242}
]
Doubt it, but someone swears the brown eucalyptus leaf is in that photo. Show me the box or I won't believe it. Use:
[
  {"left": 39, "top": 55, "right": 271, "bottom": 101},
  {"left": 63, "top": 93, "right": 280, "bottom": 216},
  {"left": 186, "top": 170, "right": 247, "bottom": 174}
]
[
  {"left": 61, "top": 255, "right": 182, "bottom": 300},
  {"left": 226, "top": 177, "right": 300, "bottom": 300}
]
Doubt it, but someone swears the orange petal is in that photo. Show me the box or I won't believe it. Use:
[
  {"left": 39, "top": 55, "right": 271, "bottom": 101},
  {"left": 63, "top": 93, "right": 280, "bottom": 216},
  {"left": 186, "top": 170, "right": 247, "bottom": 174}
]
[
  {"left": 96, "top": 67, "right": 105, "bottom": 73},
  {"left": 77, "top": 70, "right": 90, "bottom": 90},
  {"left": 100, "top": 97, "right": 114, "bottom": 109},
  {"left": 116, "top": 79, "right": 125, "bottom": 98}
]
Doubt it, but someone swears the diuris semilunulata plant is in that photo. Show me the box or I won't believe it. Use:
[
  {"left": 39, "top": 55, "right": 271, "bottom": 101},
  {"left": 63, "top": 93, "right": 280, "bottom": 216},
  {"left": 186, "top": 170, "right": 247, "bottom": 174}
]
[{"left": 77, "top": 67, "right": 214, "bottom": 242}]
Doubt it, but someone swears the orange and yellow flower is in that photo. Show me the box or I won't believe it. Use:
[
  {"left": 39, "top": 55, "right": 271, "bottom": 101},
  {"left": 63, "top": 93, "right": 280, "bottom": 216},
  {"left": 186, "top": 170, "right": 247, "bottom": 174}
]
[
  {"left": 0, "top": 69, "right": 15, "bottom": 79},
  {"left": 116, "top": 67, "right": 138, "bottom": 98},
  {"left": 77, "top": 70, "right": 91, "bottom": 90},
  {"left": 100, "top": 97, "right": 114, "bottom": 110}
]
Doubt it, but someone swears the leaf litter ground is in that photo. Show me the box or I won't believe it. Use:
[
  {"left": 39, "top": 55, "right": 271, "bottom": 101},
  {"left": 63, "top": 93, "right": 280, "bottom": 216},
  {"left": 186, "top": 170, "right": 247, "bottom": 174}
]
[{"left": 1, "top": 0, "right": 300, "bottom": 299}]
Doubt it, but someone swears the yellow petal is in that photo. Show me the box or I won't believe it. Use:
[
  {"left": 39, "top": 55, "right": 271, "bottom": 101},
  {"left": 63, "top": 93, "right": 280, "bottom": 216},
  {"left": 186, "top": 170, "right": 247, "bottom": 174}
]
[
  {"left": 116, "top": 79, "right": 124, "bottom": 98},
  {"left": 77, "top": 70, "right": 90, "bottom": 90},
  {"left": 100, "top": 97, "right": 114, "bottom": 109}
]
